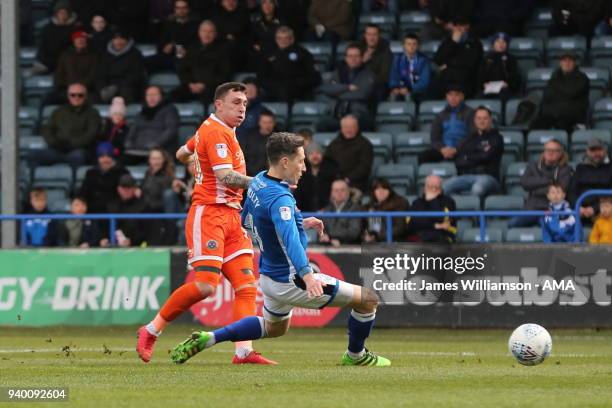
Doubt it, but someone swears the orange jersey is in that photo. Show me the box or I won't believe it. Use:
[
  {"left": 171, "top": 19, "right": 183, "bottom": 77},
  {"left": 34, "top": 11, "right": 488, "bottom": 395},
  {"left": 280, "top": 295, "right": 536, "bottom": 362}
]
[{"left": 185, "top": 114, "right": 246, "bottom": 206}]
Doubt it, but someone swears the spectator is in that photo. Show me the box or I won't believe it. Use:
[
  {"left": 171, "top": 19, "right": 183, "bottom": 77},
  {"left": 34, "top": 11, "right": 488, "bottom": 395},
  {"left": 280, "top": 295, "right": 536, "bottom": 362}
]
[
  {"left": 96, "top": 29, "right": 146, "bottom": 103},
  {"left": 541, "top": 183, "right": 575, "bottom": 243},
  {"left": 106, "top": 174, "right": 153, "bottom": 247},
  {"left": 363, "top": 178, "right": 409, "bottom": 243},
  {"left": 173, "top": 20, "right": 232, "bottom": 105},
  {"left": 79, "top": 142, "right": 130, "bottom": 214},
  {"left": 297, "top": 128, "right": 314, "bottom": 147},
  {"left": 22, "top": 188, "right": 60, "bottom": 247},
  {"left": 37, "top": 83, "right": 101, "bottom": 168},
  {"left": 594, "top": 4, "right": 612, "bottom": 36},
  {"left": 98, "top": 97, "right": 129, "bottom": 160},
  {"left": 52, "top": 30, "right": 98, "bottom": 104},
  {"left": 212, "top": 0, "right": 251, "bottom": 70},
  {"left": 324, "top": 115, "right": 374, "bottom": 193},
  {"left": 432, "top": 18, "right": 483, "bottom": 98},
  {"left": 307, "top": 0, "right": 354, "bottom": 44},
  {"left": 443, "top": 107, "right": 504, "bottom": 200},
  {"left": 69, "top": 0, "right": 106, "bottom": 29},
  {"left": 589, "top": 197, "right": 612, "bottom": 244},
  {"left": 358, "top": 24, "right": 393, "bottom": 99},
  {"left": 406, "top": 175, "right": 457, "bottom": 243},
  {"left": 141, "top": 148, "right": 175, "bottom": 212},
  {"left": 164, "top": 162, "right": 195, "bottom": 214},
  {"left": 30, "top": 1, "right": 77, "bottom": 75},
  {"left": 258, "top": 26, "right": 320, "bottom": 102},
  {"left": 388, "top": 33, "right": 432, "bottom": 103},
  {"left": 471, "top": 0, "right": 535, "bottom": 37},
  {"left": 237, "top": 78, "right": 264, "bottom": 139},
  {"left": 418, "top": 85, "right": 475, "bottom": 164},
  {"left": 533, "top": 52, "right": 589, "bottom": 133},
  {"left": 57, "top": 197, "right": 103, "bottom": 247},
  {"left": 318, "top": 43, "right": 376, "bottom": 128},
  {"left": 571, "top": 138, "right": 612, "bottom": 219},
  {"left": 293, "top": 142, "right": 339, "bottom": 212},
  {"left": 550, "top": 0, "right": 605, "bottom": 38},
  {"left": 124, "top": 86, "right": 180, "bottom": 162},
  {"left": 239, "top": 110, "right": 277, "bottom": 176},
  {"left": 88, "top": 15, "right": 113, "bottom": 54},
  {"left": 251, "top": 0, "right": 284, "bottom": 57},
  {"left": 361, "top": 0, "right": 399, "bottom": 13},
  {"left": 476, "top": 32, "right": 521, "bottom": 100},
  {"left": 319, "top": 179, "right": 363, "bottom": 246},
  {"left": 510, "top": 139, "right": 573, "bottom": 227},
  {"left": 150, "top": 0, "right": 200, "bottom": 72}
]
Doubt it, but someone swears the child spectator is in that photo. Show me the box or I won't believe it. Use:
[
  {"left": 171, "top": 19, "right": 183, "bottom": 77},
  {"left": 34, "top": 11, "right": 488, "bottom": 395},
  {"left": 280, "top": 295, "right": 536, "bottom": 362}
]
[
  {"left": 22, "top": 188, "right": 59, "bottom": 247},
  {"left": 57, "top": 197, "right": 102, "bottom": 248},
  {"left": 99, "top": 96, "right": 129, "bottom": 159},
  {"left": 541, "top": 183, "right": 575, "bottom": 243},
  {"left": 388, "top": 33, "right": 431, "bottom": 103},
  {"left": 589, "top": 197, "right": 612, "bottom": 244}
]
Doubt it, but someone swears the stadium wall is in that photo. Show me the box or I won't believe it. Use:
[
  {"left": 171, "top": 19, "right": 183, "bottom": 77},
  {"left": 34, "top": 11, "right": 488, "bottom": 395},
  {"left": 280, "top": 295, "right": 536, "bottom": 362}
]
[{"left": 1, "top": 246, "right": 610, "bottom": 328}]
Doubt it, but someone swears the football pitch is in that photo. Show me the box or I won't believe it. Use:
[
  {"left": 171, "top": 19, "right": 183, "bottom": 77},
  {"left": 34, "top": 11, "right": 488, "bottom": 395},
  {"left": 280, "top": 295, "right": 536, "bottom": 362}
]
[{"left": 1, "top": 326, "right": 611, "bottom": 408}]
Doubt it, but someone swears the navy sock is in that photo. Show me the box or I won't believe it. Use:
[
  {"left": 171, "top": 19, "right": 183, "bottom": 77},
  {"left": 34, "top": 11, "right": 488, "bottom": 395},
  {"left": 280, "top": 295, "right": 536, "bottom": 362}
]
[
  {"left": 212, "top": 316, "right": 265, "bottom": 344},
  {"left": 347, "top": 309, "right": 376, "bottom": 353}
]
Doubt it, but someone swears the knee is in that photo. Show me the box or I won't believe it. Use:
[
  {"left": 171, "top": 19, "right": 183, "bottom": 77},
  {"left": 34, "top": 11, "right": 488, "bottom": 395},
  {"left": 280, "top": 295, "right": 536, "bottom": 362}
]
[
  {"left": 355, "top": 288, "right": 379, "bottom": 314},
  {"left": 194, "top": 281, "right": 215, "bottom": 298},
  {"left": 265, "top": 321, "right": 289, "bottom": 338},
  {"left": 234, "top": 283, "right": 257, "bottom": 300}
]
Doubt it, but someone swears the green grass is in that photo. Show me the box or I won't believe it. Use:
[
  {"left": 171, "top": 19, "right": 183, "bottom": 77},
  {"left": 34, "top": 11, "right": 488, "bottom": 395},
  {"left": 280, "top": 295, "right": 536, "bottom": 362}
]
[{"left": 1, "top": 326, "right": 612, "bottom": 408}]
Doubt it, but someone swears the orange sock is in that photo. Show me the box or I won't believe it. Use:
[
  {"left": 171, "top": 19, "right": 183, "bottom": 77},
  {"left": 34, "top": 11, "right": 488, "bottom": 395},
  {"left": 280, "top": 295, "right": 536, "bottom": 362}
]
[
  {"left": 158, "top": 282, "right": 206, "bottom": 326},
  {"left": 233, "top": 286, "right": 258, "bottom": 353}
]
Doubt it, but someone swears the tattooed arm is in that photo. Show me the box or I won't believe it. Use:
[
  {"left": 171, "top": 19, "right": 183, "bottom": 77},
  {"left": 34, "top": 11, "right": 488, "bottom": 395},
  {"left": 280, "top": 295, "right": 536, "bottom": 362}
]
[{"left": 215, "top": 168, "right": 252, "bottom": 189}]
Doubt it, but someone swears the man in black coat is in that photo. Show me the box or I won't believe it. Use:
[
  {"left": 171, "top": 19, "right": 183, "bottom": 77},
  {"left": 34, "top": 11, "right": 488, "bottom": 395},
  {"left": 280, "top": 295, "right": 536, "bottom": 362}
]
[
  {"left": 443, "top": 107, "right": 504, "bottom": 200},
  {"left": 258, "top": 26, "right": 321, "bottom": 102},
  {"left": 106, "top": 174, "right": 153, "bottom": 247},
  {"left": 571, "top": 138, "right": 612, "bottom": 219},
  {"left": 32, "top": 1, "right": 77, "bottom": 75},
  {"left": 172, "top": 20, "right": 232, "bottom": 105},
  {"left": 533, "top": 52, "right": 590, "bottom": 133},
  {"left": 238, "top": 110, "right": 276, "bottom": 176},
  {"left": 432, "top": 18, "right": 483, "bottom": 98},
  {"left": 293, "top": 142, "right": 339, "bottom": 212}
]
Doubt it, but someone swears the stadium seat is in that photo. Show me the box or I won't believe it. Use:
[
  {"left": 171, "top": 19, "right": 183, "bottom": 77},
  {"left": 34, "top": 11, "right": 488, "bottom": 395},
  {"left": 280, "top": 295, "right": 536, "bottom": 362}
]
[
  {"left": 126, "top": 104, "right": 142, "bottom": 121},
  {"left": 394, "top": 131, "right": 430, "bottom": 167},
  {"left": 46, "top": 189, "right": 70, "bottom": 213},
  {"left": 590, "top": 36, "right": 612, "bottom": 70},
  {"left": 291, "top": 102, "right": 328, "bottom": 131},
  {"left": 232, "top": 72, "right": 256, "bottom": 83},
  {"left": 363, "top": 132, "right": 394, "bottom": 163},
  {"left": 358, "top": 12, "right": 397, "bottom": 39},
  {"left": 500, "top": 130, "right": 525, "bottom": 160},
  {"left": 126, "top": 166, "right": 148, "bottom": 182},
  {"left": 24, "top": 75, "right": 53, "bottom": 106},
  {"left": 19, "top": 136, "right": 47, "bottom": 158},
  {"left": 174, "top": 103, "right": 205, "bottom": 127},
  {"left": 460, "top": 227, "right": 503, "bottom": 243},
  {"left": 175, "top": 165, "right": 186, "bottom": 180},
  {"left": 20, "top": 47, "right": 37, "bottom": 68},
  {"left": 451, "top": 195, "right": 480, "bottom": 211},
  {"left": 335, "top": 42, "right": 348, "bottom": 64},
  {"left": 178, "top": 125, "right": 195, "bottom": 146},
  {"left": 262, "top": 102, "right": 289, "bottom": 129},
  {"left": 375, "top": 163, "right": 415, "bottom": 192},
  {"left": 570, "top": 129, "right": 612, "bottom": 159},
  {"left": 505, "top": 162, "right": 528, "bottom": 196},
  {"left": 313, "top": 132, "right": 336, "bottom": 148},
  {"left": 33, "top": 164, "right": 73, "bottom": 193},
  {"left": 526, "top": 130, "right": 568, "bottom": 161},
  {"left": 94, "top": 104, "right": 110, "bottom": 118},
  {"left": 509, "top": 37, "right": 544, "bottom": 76},
  {"left": 580, "top": 67, "right": 611, "bottom": 107},
  {"left": 417, "top": 162, "right": 457, "bottom": 191},
  {"left": 389, "top": 41, "right": 403, "bottom": 54},
  {"left": 417, "top": 100, "right": 446, "bottom": 130},
  {"left": 546, "top": 36, "right": 587, "bottom": 65},
  {"left": 466, "top": 99, "right": 502, "bottom": 124},
  {"left": 302, "top": 42, "right": 333, "bottom": 71},
  {"left": 506, "top": 227, "right": 542, "bottom": 243},
  {"left": 525, "top": 8, "right": 553, "bottom": 38},
  {"left": 74, "top": 165, "right": 93, "bottom": 191},
  {"left": 136, "top": 43, "right": 157, "bottom": 58},
  {"left": 19, "top": 107, "right": 39, "bottom": 135},
  {"left": 484, "top": 195, "right": 524, "bottom": 211},
  {"left": 149, "top": 72, "right": 180, "bottom": 93},
  {"left": 525, "top": 68, "right": 554, "bottom": 96},
  {"left": 399, "top": 11, "right": 430, "bottom": 35},
  {"left": 375, "top": 101, "right": 416, "bottom": 134},
  {"left": 419, "top": 40, "right": 440, "bottom": 60}
]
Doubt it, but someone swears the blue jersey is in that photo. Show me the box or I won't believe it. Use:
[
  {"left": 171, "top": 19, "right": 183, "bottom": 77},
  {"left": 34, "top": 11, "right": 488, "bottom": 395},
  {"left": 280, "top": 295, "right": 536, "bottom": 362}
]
[{"left": 242, "top": 171, "right": 311, "bottom": 283}]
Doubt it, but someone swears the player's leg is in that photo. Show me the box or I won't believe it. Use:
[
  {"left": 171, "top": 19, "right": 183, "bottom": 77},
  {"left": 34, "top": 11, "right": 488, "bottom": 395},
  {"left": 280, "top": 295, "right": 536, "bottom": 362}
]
[{"left": 136, "top": 205, "right": 223, "bottom": 362}]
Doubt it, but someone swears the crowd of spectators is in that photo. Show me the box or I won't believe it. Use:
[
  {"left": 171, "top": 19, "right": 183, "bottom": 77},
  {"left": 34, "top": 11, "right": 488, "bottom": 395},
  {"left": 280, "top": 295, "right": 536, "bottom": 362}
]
[{"left": 18, "top": 0, "right": 612, "bottom": 247}]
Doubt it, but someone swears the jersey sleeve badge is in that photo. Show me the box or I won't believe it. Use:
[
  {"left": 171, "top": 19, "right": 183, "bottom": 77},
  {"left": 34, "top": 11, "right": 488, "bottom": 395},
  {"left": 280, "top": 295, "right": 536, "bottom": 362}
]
[
  {"left": 215, "top": 143, "right": 228, "bottom": 158},
  {"left": 279, "top": 206, "right": 292, "bottom": 221}
]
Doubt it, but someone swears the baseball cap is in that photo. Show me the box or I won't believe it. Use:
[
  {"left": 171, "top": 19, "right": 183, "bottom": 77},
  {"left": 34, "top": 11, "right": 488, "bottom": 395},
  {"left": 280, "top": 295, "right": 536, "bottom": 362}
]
[
  {"left": 587, "top": 138, "right": 605, "bottom": 150},
  {"left": 118, "top": 174, "right": 137, "bottom": 188}
]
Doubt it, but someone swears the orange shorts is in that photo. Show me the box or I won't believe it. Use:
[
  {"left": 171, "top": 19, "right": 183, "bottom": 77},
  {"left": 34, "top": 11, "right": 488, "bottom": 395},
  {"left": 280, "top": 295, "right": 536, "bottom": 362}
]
[{"left": 185, "top": 204, "right": 254, "bottom": 288}]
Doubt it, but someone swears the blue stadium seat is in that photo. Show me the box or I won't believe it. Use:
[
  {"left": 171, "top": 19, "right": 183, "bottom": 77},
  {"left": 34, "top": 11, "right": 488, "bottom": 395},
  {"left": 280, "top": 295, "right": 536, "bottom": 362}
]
[
  {"left": 546, "top": 36, "right": 587, "bottom": 65},
  {"left": 136, "top": 43, "right": 157, "bottom": 58},
  {"left": 484, "top": 195, "right": 524, "bottom": 211},
  {"left": 590, "top": 36, "right": 612, "bottom": 70},
  {"left": 24, "top": 75, "right": 54, "bottom": 107},
  {"left": 364, "top": 132, "right": 394, "bottom": 163},
  {"left": 417, "top": 162, "right": 457, "bottom": 191},
  {"left": 500, "top": 130, "right": 525, "bottom": 160},
  {"left": 149, "top": 72, "right": 180, "bottom": 93},
  {"left": 232, "top": 72, "right": 256, "bottom": 82},
  {"left": 178, "top": 125, "right": 195, "bottom": 146},
  {"left": 570, "top": 129, "right": 612, "bottom": 159},
  {"left": 394, "top": 131, "right": 430, "bottom": 166},
  {"left": 506, "top": 227, "right": 542, "bottom": 243},
  {"left": 19, "top": 107, "right": 39, "bottom": 135},
  {"left": 526, "top": 67, "right": 554, "bottom": 96},
  {"left": 291, "top": 102, "right": 328, "bottom": 131},
  {"left": 525, "top": 8, "right": 553, "bottom": 38},
  {"left": 505, "top": 162, "right": 528, "bottom": 196},
  {"left": 389, "top": 41, "right": 403, "bottom": 54},
  {"left": 419, "top": 40, "right": 440, "bottom": 60},
  {"left": 33, "top": 164, "right": 73, "bottom": 193},
  {"left": 126, "top": 166, "right": 148, "bottom": 182},
  {"left": 335, "top": 42, "right": 348, "bottom": 64},
  {"left": 375, "top": 163, "right": 415, "bottom": 190},
  {"left": 126, "top": 104, "right": 142, "bottom": 121},
  {"left": 20, "top": 47, "right": 37, "bottom": 68},
  {"left": 399, "top": 11, "right": 430, "bottom": 35},
  {"left": 174, "top": 103, "right": 205, "bottom": 127},
  {"left": 466, "top": 99, "right": 502, "bottom": 124},
  {"left": 262, "top": 102, "right": 289, "bottom": 129},
  {"left": 358, "top": 12, "right": 397, "bottom": 39},
  {"left": 580, "top": 67, "right": 610, "bottom": 106},
  {"left": 509, "top": 37, "right": 544, "bottom": 76},
  {"left": 302, "top": 42, "right": 333, "bottom": 71},
  {"left": 461, "top": 227, "right": 503, "bottom": 243},
  {"left": 74, "top": 165, "right": 93, "bottom": 191},
  {"left": 313, "top": 132, "right": 336, "bottom": 148},
  {"left": 526, "top": 130, "right": 568, "bottom": 161},
  {"left": 451, "top": 195, "right": 480, "bottom": 211},
  {"left": 417, "top": 100, "right": 446, "bottom": 130},
  {"left": 503, "top": 98, "right": 524, "bottom": 127},
  {"left": 46, "top": 189, "right": 70, "bottom": 213},
  {"left": 94, "top": 104, "right": 110, "bottom": 118},
  {"left": 375, "top": 101, "right": 416, "bottom": 134}
]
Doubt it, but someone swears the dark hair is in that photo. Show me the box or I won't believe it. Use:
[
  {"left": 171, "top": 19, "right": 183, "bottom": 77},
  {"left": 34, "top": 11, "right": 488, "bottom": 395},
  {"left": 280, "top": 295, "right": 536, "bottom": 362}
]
[
  {"left": 364, "top": 23, "right": 380, "bottom": 32},
  {"left": 345, "top": 42, "right": 362, "bottom": 55},
  {"left": 600, "top": 196, "right": 612, "bottom": 205},
  {"left": 214, "top": 81, "right": 247, "bottom": 101},
  {"left": 403, "top": 32, "right": 419, "bottom": 42},
  {"left": 548, "top": 182, "right": 566, "bottom": 193},
  {"left": 29, "top": 187, "right": 46, "bottom": 198},
  {"left": 474, "top": 105, "right": 492, "bottom": 116},
  {"left": 260, "top": 109, "right": 275, "bottom": 119},
  {"left": 297, "top": 128, "right": 313, "bottom": 140},
  {"left": 71, "top": 196, "right": 88, "bottom": 205},
  {"left": 266, "top": 132, "right": 304, "bottom": 164},
  {"left": 370, "top": 178, "right": 397, "bottom": 203}
]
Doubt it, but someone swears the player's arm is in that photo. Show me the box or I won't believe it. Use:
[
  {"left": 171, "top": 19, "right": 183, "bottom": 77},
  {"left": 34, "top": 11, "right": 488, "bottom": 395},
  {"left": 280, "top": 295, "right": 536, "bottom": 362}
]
[
  {"left": 270, "top": 196, "right": 324, "bottom": 297},
  {"left": 214, "top": 168, "right": 253, "bottom": 189},
  {"left": 176, "top": 137, "right": 195, "bottom": 164}
]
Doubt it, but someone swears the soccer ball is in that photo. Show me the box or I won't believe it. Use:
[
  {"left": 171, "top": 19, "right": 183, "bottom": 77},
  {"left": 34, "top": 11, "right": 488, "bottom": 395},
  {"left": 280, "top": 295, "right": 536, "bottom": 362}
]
[{"left": 508, "top": 323, "right": 552, "bottom": 366}]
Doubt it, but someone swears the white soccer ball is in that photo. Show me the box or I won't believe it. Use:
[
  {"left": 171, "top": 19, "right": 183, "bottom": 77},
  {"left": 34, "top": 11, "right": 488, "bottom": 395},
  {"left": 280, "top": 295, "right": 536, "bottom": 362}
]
[{"left": 508, "top": 323, "right": 552, "bottom": 366}]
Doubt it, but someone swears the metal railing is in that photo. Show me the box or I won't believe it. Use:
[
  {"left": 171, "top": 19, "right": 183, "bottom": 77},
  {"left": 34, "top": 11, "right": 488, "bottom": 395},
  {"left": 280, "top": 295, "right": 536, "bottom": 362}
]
[{"left": 2, "top": 190, "right": 611, "bottom": 245}]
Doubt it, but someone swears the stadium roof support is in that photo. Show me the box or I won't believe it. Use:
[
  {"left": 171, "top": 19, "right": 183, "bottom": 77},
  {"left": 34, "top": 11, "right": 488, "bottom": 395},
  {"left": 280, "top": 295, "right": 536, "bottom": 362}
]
[{"left": 1, "top": 0, "right": 19, "bottom": 248}]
